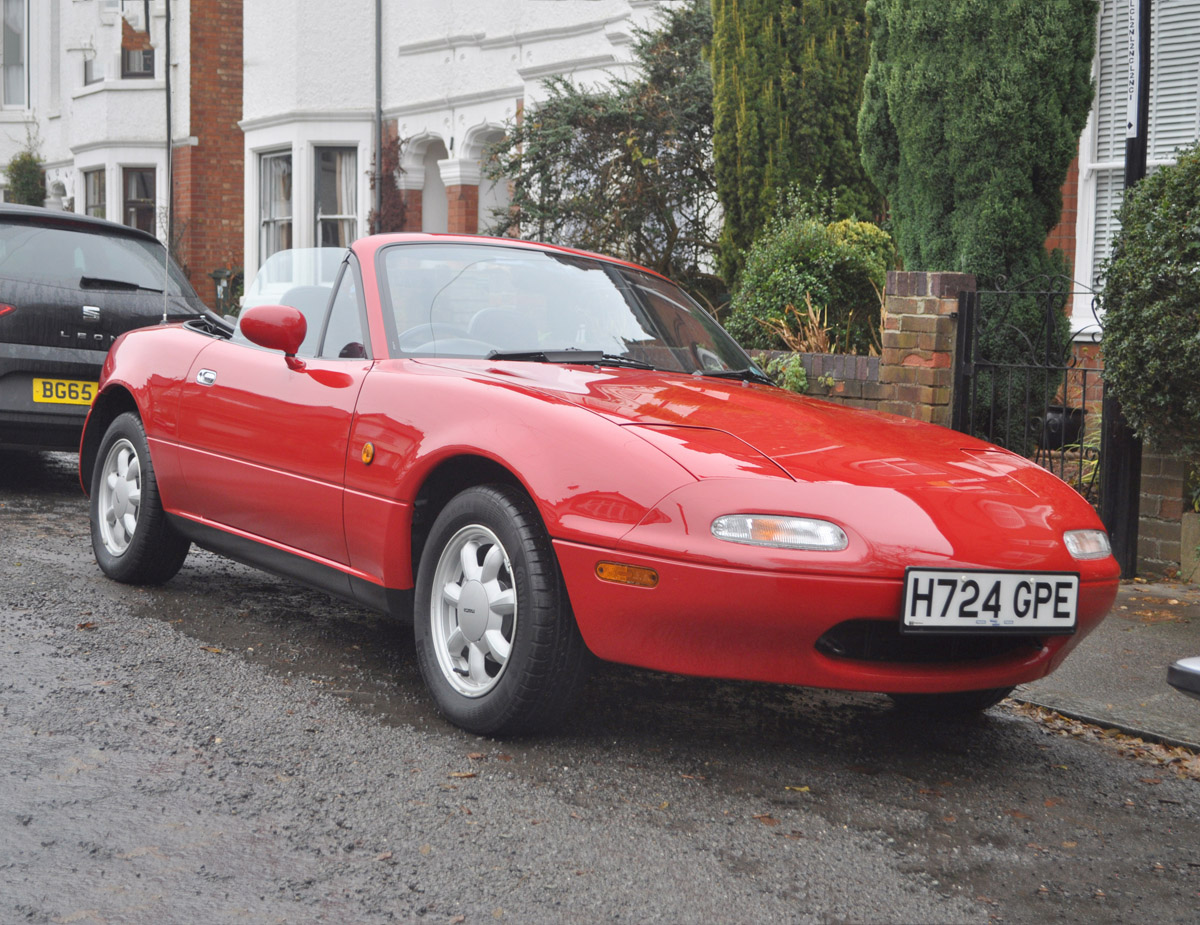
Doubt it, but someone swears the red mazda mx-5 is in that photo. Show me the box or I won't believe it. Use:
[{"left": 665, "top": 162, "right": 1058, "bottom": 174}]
[{"left": 80, "top": 234, "right": 1120, "bottom": 735}]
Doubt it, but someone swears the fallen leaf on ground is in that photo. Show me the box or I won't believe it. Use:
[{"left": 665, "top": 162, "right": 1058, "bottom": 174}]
[
  {"left": 1009, "top": 702, "right": 1200, "bottom": 781},
  {"left": 375, "top": 851, "right": 393, "bottom": 861},
  {"left": 76, "top": 622, "right": 97, "bottom": 631},
  {"left": 785, "top": 785, "right": 810, "bottom": 793},
  {"left": 448, "top": 772, "right": 476, "bottom": 779},
  {"left": 753, "top": 813, "right": 780, "bottom": 826},
  {"left": 200, "top": 646, "right": 222, "bottom": 654}
]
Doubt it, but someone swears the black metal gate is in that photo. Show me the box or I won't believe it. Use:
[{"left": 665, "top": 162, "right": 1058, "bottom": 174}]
[{"left": 951, "top": 278, "right": 1105, "bottom": 509}]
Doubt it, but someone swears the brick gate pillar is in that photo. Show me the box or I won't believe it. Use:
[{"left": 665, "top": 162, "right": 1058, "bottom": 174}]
[{"left": 879, "top": 271, "right": 975, "bottom": 428}]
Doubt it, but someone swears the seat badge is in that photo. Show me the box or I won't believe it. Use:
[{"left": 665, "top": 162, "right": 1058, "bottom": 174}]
[
  {"left": 82, "top": 305, "right": 100, "bottom": 321},
  {"left": 196, "top": 369, "right": 217, "bottom": 386}
]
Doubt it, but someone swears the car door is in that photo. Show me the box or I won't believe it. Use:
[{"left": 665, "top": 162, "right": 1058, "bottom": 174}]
[{"left": 175, "top": 256, "right": 371, "bottom": 568}]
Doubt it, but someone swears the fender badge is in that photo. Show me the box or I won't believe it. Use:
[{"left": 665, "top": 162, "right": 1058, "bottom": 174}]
[{"left": 361, "top": 442, "right": 375, "bottom": 465}]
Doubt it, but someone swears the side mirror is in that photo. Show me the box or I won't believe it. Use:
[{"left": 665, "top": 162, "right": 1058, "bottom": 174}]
[{"left": 239, "top": 304, "right": 307, "bottom": 369}]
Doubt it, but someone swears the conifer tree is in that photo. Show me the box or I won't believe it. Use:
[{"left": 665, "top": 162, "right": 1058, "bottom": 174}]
[
  {"left": 858, "top": 0, "right": 1095, "bottom": 285},
  {"left": 712, "top": 0, "right": 879, "bottom": 284}
]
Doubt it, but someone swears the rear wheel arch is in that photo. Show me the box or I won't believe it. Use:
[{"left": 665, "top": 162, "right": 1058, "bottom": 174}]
[{"left": 80, "top": 386, "right": 138, "bottom": 495}]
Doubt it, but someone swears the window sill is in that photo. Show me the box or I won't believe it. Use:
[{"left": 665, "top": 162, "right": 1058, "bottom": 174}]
[{"left": 73, "top": 79, "right": 166, "bottom": 99}]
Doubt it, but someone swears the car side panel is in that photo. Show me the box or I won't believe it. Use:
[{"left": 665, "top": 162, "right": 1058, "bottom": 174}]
[
  {"left": 342, "top": 359, "right": 695, "bottom": 591},
  {"left": 82, "top": 325, "right": 211, "bottom": 507},
  {"left": 173, "top": 339, "right": 370, "bottom": 566}
]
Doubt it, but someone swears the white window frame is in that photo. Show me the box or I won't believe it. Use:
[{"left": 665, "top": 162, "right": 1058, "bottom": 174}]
[
  {"left": 260, "top": 150, "right": 294, "bottom": 263},
  {"left": 1, "top": 0, "right": 28, "bottom": 109},
  {"left": 313, "top": 145, "right": 358, "bottom": 248}
]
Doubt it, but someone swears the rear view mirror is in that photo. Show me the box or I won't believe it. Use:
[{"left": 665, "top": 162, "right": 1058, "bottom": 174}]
[{"left": 239, "top": 304, "right": 307, "bottom": 369}]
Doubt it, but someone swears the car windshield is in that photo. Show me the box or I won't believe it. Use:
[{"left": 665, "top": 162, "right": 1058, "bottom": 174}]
[
  {"left": 241, "top": 247, "right": 347, "bottom": 312},
  {"left": 0, "top": 220, "right": 194, "bottom": 296},
  {"left": 379, "top": 242, "right": 759, "bottom": 376}
]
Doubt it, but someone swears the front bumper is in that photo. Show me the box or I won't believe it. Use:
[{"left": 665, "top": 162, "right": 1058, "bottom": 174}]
[{"left": 554, "top": 539, "right": 1119, "bottom": 694}]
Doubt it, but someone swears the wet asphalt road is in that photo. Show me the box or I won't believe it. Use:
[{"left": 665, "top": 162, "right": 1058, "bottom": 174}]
[{"left": 1, "top": 451, "right": 1198, "bottom": 924}]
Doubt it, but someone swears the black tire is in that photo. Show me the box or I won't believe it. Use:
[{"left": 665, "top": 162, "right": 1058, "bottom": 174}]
[
  {"left": 89, "top": 411, "right": 190, "bottom": 585},
  {"left": 888, "top": 686, "right": 1014, "bottom": 716},
  {"left": 413, "top": 484, "right": 590, "bottom": 735}
]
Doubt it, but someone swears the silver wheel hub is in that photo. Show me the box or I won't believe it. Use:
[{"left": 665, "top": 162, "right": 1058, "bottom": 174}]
[
  {"left": 430, "top": 524, "right": 517, "bottom": 698},
  {"left": 97, "top": 437, "right": 142, "bottom": 556}
]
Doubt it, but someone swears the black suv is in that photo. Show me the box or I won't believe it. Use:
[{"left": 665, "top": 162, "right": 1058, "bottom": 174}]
[{"left": 0, "top": 204, "right": 209, "bottom": 451}]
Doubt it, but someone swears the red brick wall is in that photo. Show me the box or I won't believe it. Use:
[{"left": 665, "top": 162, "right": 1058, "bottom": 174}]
[
  {"left": 1045, "top": 155, "right": 1079, "bottom": 277},
  {"left": 173, "top": 0, "right": 243, "bottom": 310},
  {"left": 121, "top": 18, "right": 153, "bottom": 51},
  {"left": 399, "top": 190, "right": 423, "bottom": 232},
  {"left": 446, "top": 184, "right": 479, "bottom": 234}
]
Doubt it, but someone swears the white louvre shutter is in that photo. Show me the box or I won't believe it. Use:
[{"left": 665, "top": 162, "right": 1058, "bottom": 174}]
[
  {"left": 1094, "top": 0, "right": 1127, "bottom": 163},
  {"left": 1091, "top": 170, "right": 1124, "bottom": 287},
  {"left": 1149, "top": 0, "right": 1200, "bottom": 161},
  {"left": 1087, "top": 0, "right": 1128, "bottom": 292}
]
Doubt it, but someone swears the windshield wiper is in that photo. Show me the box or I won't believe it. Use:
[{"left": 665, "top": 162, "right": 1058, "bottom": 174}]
[
  {"left": 80, "top": 275, "right": 163, "bottom": 293},
  {"left": 694, "top": 367, "right": 775, "bottom": 386},
  {"left": 486, "top": 349, "right": 660, "bottom": 371}
]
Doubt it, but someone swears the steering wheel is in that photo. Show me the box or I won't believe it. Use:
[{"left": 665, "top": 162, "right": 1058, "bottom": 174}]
[{"left": 397, "top": 322, "right": 472, "bottom": 352}]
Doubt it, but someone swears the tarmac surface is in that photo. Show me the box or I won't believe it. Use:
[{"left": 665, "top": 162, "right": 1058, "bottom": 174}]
[{"left": 1017, "top": 578, "right": 1200, "bottom": 751}]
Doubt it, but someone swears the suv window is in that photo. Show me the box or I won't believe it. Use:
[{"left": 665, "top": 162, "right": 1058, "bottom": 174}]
[{"left": 0, "top": 220, "right": 193, "bottom": 296}]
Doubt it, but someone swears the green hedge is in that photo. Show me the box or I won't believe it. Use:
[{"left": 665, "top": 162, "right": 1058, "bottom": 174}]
[{"left": 1101, "top": 142, "right": 1200, "bottom": 459}]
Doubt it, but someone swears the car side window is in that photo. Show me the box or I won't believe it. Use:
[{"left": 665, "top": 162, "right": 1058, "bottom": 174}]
[{"left": 319, "top": 258, "right": 368, "bottom": 359}]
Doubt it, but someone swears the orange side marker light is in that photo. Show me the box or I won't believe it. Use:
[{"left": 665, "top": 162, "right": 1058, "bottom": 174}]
[{"left": 595, "top": 561, "right": 658, "bottom": 588}]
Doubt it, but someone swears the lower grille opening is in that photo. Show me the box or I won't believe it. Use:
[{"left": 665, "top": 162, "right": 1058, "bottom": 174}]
[{"left": 815, "top": 619, "right": 1044, "bottom": 664}]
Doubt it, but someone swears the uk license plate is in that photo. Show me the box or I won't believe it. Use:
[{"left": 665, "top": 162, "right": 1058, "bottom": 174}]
[
  {"left": 901, "top": 568, "right": 1078, "bottom": 634},
  {"left": 32, "top": 378, "right": 97, "bottom": 406}
]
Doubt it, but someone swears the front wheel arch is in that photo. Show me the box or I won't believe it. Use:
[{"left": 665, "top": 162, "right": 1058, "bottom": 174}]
[{"left": 409, "top": 454, "right": 527, "bottom": 586}]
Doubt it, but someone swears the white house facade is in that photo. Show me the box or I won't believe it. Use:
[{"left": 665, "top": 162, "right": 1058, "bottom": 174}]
[
  {"left": 1071, "top": 0, "right": 1200, "bottom": 333},
  {"left": 1, "top": 0, "right": 178, "bottom": 231},
  {"left": 240, "top": 0, "right": 671, "bottom": 279}
]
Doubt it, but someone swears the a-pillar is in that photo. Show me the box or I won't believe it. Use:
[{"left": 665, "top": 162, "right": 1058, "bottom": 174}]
[{"left": 437, "top": 158, "right": 481, "bottom": 235}]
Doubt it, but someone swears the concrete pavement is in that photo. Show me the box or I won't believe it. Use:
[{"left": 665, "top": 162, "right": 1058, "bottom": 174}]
[{"left": 1016, "top": 578, "right": 1200, "bottom": 750}]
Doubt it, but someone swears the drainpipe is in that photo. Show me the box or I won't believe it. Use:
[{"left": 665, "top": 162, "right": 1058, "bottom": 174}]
[
  {"left": 165, "top": 0, "right": 173, "bottom": 249},
  {"left": 374, "top": 0, "right": 383, "bottom": 233},
  {"left": 1100, "top": 0, "right": 1150, "bottom": 578}
]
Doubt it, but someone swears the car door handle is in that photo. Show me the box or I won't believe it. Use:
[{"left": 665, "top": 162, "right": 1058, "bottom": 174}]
[{"left": 196, "top": 369, "right": 217, "bottom": 386}]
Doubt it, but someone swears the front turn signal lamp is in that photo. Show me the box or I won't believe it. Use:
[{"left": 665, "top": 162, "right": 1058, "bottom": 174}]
[
  {"left": 1064, "top": 529, "right": 1111, "bottom": 560},
  {"left": 711, "top": 514, "right": 848, "bottom": 551}
]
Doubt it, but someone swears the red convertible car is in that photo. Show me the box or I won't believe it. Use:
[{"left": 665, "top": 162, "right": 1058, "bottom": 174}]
[{"left": 80, "top": 235, "right": 1120, "bottom": 735}]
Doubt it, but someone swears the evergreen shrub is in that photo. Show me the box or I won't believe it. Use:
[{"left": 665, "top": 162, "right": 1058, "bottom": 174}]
[
  {"left": 6, "top": 150, "right": 44, "bottom": 207},
  {"left": 1101, "top": 141, "right": 1200, "bottom": 459},
  {"left": 723, "top": 203, "right": 893, "bottom": 355}
]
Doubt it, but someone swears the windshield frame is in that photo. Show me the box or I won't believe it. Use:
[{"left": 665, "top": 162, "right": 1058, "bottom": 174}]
[{"left": 374, "top": 240, "right": 762, "bottom": 377}]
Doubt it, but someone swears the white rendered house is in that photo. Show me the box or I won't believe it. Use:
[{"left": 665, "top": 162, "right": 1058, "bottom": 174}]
[{"left": 240, "top": 0, "right": 670, "bottom": 279}]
